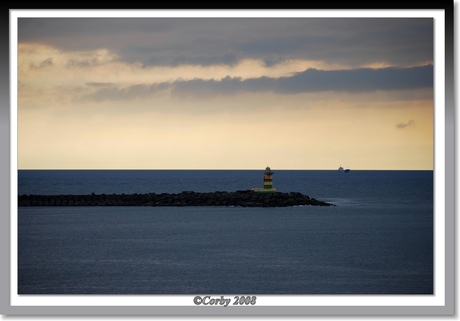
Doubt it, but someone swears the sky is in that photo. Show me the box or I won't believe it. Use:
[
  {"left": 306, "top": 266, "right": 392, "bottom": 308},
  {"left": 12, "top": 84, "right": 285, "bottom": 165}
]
[{"left": 15, "top": 14, "right": 435, "bottom": 170}]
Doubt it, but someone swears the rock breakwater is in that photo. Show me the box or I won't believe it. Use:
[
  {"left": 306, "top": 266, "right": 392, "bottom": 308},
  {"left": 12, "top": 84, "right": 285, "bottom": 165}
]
[{"left": 18, "top": 190, "right": 334, "bottom": 207}]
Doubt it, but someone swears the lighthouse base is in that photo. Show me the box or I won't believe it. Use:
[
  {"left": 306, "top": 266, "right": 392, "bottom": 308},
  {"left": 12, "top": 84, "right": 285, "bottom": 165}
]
[{"left": 251, "top": 188, "right": 277, "bottom": 194}]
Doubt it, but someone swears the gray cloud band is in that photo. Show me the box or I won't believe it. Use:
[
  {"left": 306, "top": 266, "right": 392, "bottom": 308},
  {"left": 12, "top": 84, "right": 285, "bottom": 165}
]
[
  {"left": 18, "top": 18, "right": 433, "bottom": 68},
  {"left": 81, "top": 64, "right": 432, "bottom": 102},
  {"left": 176, "top": 65, "right": 433, "bottom": 95}
]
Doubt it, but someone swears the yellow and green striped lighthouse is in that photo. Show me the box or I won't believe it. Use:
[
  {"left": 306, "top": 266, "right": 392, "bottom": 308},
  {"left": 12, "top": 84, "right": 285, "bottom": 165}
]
[
  {"left": 263, "top": 166, "right": 274, "bottom": 190},
  {"left": 252, "top": 166, "right": 277, "bottom": 193}
]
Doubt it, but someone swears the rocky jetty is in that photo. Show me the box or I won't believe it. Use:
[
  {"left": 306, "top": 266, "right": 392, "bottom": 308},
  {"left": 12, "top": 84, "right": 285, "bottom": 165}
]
[{"left": 18, "top": 190, "right": 334, "bottom": 207}]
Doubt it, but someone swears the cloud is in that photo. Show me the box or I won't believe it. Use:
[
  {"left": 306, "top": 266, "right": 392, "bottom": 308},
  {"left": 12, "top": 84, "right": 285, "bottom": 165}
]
[
  {"left": 29, "top": 57, "right": 53, "bottom": 69},
  {"left": 78, "top": 83, "right": 170, "bottom": 102},
  {"left": 18, "top": 18, "right": 433, "bottom": 68},
  {"left": 78, "top": 64, "right": 433, "bottom": 103},
  {"left": 170, "top": 64, "right": 433, "bottom": 96},
  {"left": 85, "top": 82, "right": 116, "bottom": 87},
  {"left": 67, "top": 58, "right": 102, "bottom": 68},
  {"left": 396, "top": 119, "right": 415, "bottom": 129}
]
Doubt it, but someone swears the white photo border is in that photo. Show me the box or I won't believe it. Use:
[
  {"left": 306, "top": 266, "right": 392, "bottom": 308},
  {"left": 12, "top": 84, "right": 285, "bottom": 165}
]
[{"left": 3, "top": 7, "right": 453, "bottom": 316}]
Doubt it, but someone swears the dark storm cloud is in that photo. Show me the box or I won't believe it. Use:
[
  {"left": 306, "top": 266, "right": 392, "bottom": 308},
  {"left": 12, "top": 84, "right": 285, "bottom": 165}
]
[
  {"left": 18, "top": 17, "right": 433, "bottom": 68},
  {"left": 81, "top": 64, "right": 433, "bottom": 102}
]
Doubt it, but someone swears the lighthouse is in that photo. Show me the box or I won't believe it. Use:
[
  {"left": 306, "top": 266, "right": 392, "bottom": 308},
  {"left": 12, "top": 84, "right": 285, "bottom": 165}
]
[
  {"left": 263, "top": 166, "right": 274, "bottom": 190},
  {"left": 252, "top": 166, "right": 277, "bottom": 193}
]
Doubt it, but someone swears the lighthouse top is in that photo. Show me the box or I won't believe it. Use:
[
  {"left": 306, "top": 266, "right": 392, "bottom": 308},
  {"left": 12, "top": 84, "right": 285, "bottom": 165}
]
[{"left": 265, "top": 166, "right": 273, "bottom": 174}]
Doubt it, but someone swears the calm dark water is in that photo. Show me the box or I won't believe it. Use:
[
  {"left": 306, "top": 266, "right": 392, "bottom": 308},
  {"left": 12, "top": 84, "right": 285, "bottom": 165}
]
[{"left": 17, "top": 170, "right": 433, "bottom": 294}]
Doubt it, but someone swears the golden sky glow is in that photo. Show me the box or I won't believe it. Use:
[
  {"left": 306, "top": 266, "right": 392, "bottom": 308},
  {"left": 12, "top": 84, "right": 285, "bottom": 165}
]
[{"left": 16, "top": 16, "right": 434, "bottom": 170}]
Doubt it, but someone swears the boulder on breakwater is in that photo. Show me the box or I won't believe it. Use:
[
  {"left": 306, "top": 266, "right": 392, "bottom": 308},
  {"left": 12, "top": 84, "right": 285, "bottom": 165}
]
[{"left": 18, "top": 190, "right": 334, "bottom": 207}]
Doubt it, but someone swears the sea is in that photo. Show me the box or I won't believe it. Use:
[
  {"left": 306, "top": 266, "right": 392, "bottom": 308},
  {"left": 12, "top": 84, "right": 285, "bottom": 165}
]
[{"left": 17, "top": 170, "right": 434, "bottom": 295}]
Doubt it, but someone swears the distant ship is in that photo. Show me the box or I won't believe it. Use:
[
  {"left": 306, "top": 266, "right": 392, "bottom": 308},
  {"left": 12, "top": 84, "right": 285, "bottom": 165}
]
[{"left": 338, "top": 166, "right": 350, "bottom": 173}]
